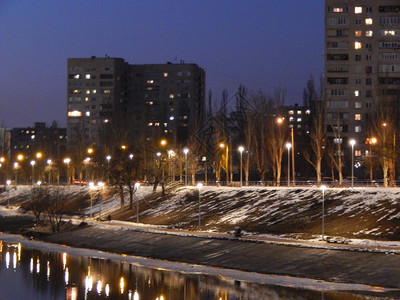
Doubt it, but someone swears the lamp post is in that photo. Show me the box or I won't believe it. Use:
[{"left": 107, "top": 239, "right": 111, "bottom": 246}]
[
  {"left": 135, "top": 182, "right": 140, "bottom": 223},
  {"left": 89, "top": 182, "right": 94, "bottom": 218},
  {"left": 6, "top": 180, "right": 11, "bottom": 208},
  {"left": 321, "top": 185, "right": 326, "bottom": 241},
  {"left": 197, "top": 183, "right": 203, "bottom": 230},
  {"left": 219, "top": 143, "right": 229, "bottom": 184},
  {"left": 368, "top": 137, "right": 377, "bottom": 186},
  {"left": 98, "top": 181, "right": 104, "bottom": 219},
  {"left": 30, "top": 160, "right": 35, "bottom": 185},
  {"left": 238, "top": 146, "right": 244, "bottom": 187},
  {"left": 349, "top": 139, "right": 356, "bottom": 188},
  {"left": 183, "top": 148, "right": 189, "bottom": 185},
  {"left": 64, "top": 158, "right": 71, "bottom": 184},
  {"left": 13, "top": 162, "right": 19, "bottom": 184},
  {"left": 286, "top": 143, "right": 291, "bottom": 187},
  {"left": 47, "top": 159, "right": 52, "bottom": 184}
]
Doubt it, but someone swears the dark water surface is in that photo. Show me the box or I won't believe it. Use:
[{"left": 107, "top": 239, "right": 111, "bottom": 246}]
[{"left": 0, "top": 240, "right": 398, "bottom": 300}]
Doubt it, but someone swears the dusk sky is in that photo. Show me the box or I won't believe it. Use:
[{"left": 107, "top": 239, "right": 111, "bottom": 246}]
[{"left": 0, "top": 1, "right": 324, "bottom": 128}]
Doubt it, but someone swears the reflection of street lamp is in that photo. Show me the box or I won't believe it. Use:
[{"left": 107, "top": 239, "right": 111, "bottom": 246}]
[
  {"left": 238, "top": 146, "right": 244, "bottom": 186},
  {"left": 197, "top": 183, "right": 203, "bottom": 230},
  {"left": 64, "top": 158, "right": 71, "bottom": 184},
  {"left": 286, "top": 143, "right": 291, "bottom": 187},
  {"left": 183, "top": 148, "right": 189, "bottom": 185},
  {"left": 135, "top": 182, "right": 140, "bottom": 223},
  {"left": 349, "top": 139, "right": 356, "bottom": 188},
  {"left": 320, "top": 185, "right": 327, "bottom": 241},
  {"left": 30, "top": 160, "right": 36, "bottom": 185}
]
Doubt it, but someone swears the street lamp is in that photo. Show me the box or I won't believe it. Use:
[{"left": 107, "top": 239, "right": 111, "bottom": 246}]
[
  {"left": 197, "top": 183, "right": 203, "bottom": 230},
  {"left": 320, "top": 185, "right": 327, "bottom": 241},
  {"left": 47, "top": 159, "right": 52, "bottom": 184},
  {"left": 64, "top": 158, "right": 71, "bottom": 184},
  {"left": 135, "top": 182, "right": 140, "bottom": 223},
  {"left": 286, "top": 143, "right": 292, "bottom": 187},
  {"left": 238, "top": 146, "right": 244, "bottom": 186},
  {"left": 219, "top": 143, "right": 229, "bottom": 184},
  {"left": 349, "top": 139, "right": 356, "bottom": 188},
  {"left": 89, "top": 182, "right": 95, "bottom": 218},
  {"left": 6, "top": 180, "right": 11, "bottom": 208},
  {"left": 30, "top": 160, "right": 35, "bottom": 185},
  {"left": 13, "top": 162, "right": 19, "bottom": 184},
  {"left": 98, "top": 182, "right": 104, "bottom": 219},
  {"left": 183, "top": 148, "right": 189, "bottom": 185}
]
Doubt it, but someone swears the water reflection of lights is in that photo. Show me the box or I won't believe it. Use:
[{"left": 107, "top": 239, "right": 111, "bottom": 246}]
[
  {"left": 134, "top": 291, "right": 139, "bottom": 300},
  {"left": 156, "top": 296, "right": 165, "bottom": 300},
  {"left": 96, "top": 280, "right": 102, "bottom": 295},
  {"left": 47, "top": 261, "right": 50, "bottom": 280},
  {"left": 65, "top": 267, "right": 69, "bottom": 284},
  {"left": 30, "top": 257, "right": 34, "bottom": 273},
  {"left": 13, "top": 252, "right": 17, "bottom": 269},
  {"left": 120, "top": 277, "right": 125, "bottom": 294},
  {"left": 105, "top": 284, "right": 110, "bottom": 297},
  {"left": 63, "top": 252, "right": 67, "bottom": 270},
  {"left": 5, "top": 251, "right": 10, "bottom": 268},
  {"left": 36, "top": 257, "right": 40, "bottom": 273},
  {"left": 85, "top": 275, "right": 93, "bottom": 293}
]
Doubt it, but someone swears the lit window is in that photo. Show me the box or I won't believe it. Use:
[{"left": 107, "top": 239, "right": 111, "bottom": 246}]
[
  {"left": 297, "top": 111, "right": 302, "bottom": 115},
  {"left": 355, "top": 114, "right": 361, "bottom": 120},
  {"left": 334, "top": 138, "right": 343, "bottom": 144},
  {"left": 147, "top": 80, "right": 154, "bottom": 84},
  {"left": 85, "top": 97, "right": 89, "bottom": 101},
  {"left": 163, "top": 73, "right": 168, "bottom": 77},
  {"left": 355, "top": 126, "right": 361, "bottom": 132},
  {"left": 155, "top": 123, "right": 160, "bottom": 126},
  {"left": 305, "top": 110, "right": 311, "bottom": 114},
  {"left": 355, "top": 7, "right": 362, "bottom": 14},
  {"left": 86, "top": 90, "right": 91, "bottom": 95},
  {"left": 355, "top": 150, "right": 362, "bottom": 156},
  {"left": 73, "top": 74, "right": 80, "bottom": 79},
  {"left": 31, "top": 135, "right": 35, "bottom": 140},
  {"left": 288, "top": 110, "right": 294, "bottom": 115},
  {"left": 85, "top": 74, "right": 91, "bottom": 79},
  {"left": 85, "top": 111, "right": 90, "bottom": 117},
  {"left": 355, "top": 42, "right": 362, "bottom": 49},
  {"left": 164, "top": 123, "right": 168, "bottom": 127},
  {"left": 169, "top": 116, "right": 174, "bottom": 120},
  {"left": 365, "top": 18, "right": 373, "bottom": 25},
  {"left": 68, "top": 110, "right": 82, "bottom": 117},
  {"left": 289, "top": 117, "right": 294, "bottom": 121},
  {"left": 355, "top": 90, "right": 360, "bottom": 97},
  {"left": 104, "top": 119, "right": 109, "bottom": 123},
  {"left": 366, "top": 31, "right": 373, "bottom": 37},
  {"left": 355, "top": 31, "right": 362, "bottom": 37},
  {"left": 92, "top": 90, "right": 96, "bottom": 94},
  {"left": 148, "top": 123, "right": 153, "bottom": 126},
  {"left": 169, "top": 94, "right": 174, "bottom": 99},
  {"left": 355, "top": 102, "right": 362, "bottom": 108},
  {"left": 297, "top": 118, "right": 302, "bottom": 122}
]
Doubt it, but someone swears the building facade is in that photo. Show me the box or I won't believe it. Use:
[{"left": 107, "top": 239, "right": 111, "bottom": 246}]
[
  {"left": 325, "top": 1, "right": 400, "bottom": 156},
  {"left": 67, "top": 57, "right": 205, "bottom": 151}
]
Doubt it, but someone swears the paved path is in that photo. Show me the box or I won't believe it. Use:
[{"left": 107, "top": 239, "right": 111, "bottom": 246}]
[{"left": 42, "top": 219, "right": 400, "bottom": 289}]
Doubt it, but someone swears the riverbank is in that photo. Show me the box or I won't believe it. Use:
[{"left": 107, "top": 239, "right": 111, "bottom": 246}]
[{"left": 35, "top": 220, "right": 400, "bottom": 290}]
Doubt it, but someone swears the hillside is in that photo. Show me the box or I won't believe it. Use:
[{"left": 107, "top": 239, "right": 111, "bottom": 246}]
[{"left": 2, "top": 185, "right": 400, "bottom": 240}]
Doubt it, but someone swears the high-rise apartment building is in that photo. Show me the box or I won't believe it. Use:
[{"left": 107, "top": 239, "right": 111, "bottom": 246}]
[
  {"left": 325, "top": 1, "right": 400, "bottom": 155},
  {"left": 67, "top": 57, "right": 205, "bottom": 150}
]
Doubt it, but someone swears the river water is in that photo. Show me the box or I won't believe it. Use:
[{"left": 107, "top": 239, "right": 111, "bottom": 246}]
[{"left": 0, "top": 240, "right": 398, "bottom": 300}]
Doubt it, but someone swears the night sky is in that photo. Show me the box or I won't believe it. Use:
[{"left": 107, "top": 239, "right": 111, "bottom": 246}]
[{"left": 0, "top": 1, "right": 324, "bottom": 128}]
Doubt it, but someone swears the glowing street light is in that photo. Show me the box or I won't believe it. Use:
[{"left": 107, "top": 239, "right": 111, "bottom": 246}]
[
  {"left": 238, "top": 146, "right": 244, "bottom": 186},
  {"left": 64, "top": 158, "right": 71, "bottom": 184},
  {"left": 320, "top": 185, "right": 327, "bottom": 240},
  {"left": 183, "top": 148, "right": 189, "bottom": 185},
  {"left": 349, "top": 139, "right": 356, "bottom": 188},
  {"left": 286, "top": 143, "right": 292, "bottom": 187},
  {"left": 30, "top": 160, "right": 36, "bottom": 185}
]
